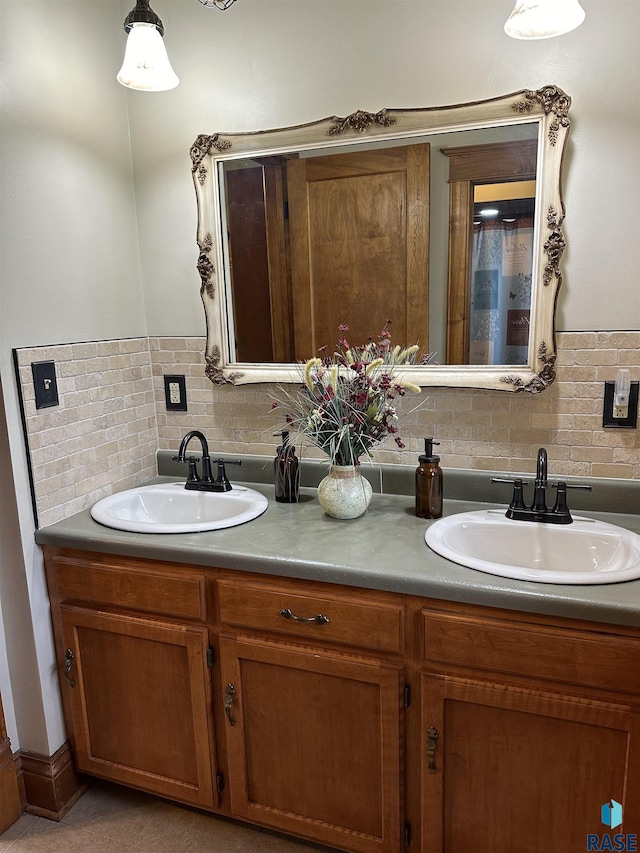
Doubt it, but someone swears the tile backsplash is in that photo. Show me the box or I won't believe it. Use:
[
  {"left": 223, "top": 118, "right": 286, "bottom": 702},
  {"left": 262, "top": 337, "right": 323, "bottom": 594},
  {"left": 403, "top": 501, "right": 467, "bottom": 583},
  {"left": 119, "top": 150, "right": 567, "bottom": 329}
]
[
  {"left": 15, "top": 331, "right": 639, "bottom": 527},
  {"left": 15, "top": 339, "right": 157, "bottom": 527}
]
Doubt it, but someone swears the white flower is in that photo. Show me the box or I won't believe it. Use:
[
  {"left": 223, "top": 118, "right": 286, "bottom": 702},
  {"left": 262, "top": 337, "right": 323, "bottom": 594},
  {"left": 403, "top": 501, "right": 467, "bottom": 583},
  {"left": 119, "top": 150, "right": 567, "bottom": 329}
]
[{"left": 304, "top": 358, "right": 322, "bottom": 390}]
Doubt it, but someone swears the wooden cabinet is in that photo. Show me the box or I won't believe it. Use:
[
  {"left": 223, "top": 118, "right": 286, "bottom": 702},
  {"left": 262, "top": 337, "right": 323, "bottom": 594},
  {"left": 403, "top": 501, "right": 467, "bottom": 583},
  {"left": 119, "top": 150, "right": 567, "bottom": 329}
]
[
  {"left": 46, "top": 551, "right": 218, "bottom": 809},
  {"left": 219, "top": 634, "right": 403, "bottom": 852},
  {"left": 217, "top": 577, "right": 406, "bottom": 852},
  {"left": 59, "top": 605, "right": 217, "bottom": 808},
  {"left": 0, "top": 692, "right": 22, "bottom": 833},
  {"left": 42, "top": 547, "right": 640, "bottom": 853},
  {"left": 420, "top": 602, "right": 640, "bottom": 853}
]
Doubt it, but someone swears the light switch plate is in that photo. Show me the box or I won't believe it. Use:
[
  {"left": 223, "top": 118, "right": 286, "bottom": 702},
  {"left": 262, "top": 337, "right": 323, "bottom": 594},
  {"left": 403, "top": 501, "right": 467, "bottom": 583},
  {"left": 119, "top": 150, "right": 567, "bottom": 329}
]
[
  {"left": 164, "top": 374, "right": 187, "bottom": 411},
  {"left": 32, "top": 361, "right": 59, "bottom": 409}
]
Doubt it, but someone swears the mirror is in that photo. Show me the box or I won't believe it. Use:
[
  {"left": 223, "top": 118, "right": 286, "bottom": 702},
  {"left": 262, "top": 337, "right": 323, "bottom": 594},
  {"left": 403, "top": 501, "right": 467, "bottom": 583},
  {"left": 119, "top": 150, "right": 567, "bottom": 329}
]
[{"left": 191, "top": 86, "right": 570, "bottom": 392}]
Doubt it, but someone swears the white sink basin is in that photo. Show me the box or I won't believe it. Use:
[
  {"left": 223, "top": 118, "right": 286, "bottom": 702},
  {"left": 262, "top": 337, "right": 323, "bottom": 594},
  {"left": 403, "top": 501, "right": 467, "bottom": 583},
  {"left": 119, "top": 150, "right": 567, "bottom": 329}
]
[
  {"left": 91, "top": 482, "right": 268, "bottom": 534},
  {"left": 425, "top": 509, "right": 640, "bottom": 584}
]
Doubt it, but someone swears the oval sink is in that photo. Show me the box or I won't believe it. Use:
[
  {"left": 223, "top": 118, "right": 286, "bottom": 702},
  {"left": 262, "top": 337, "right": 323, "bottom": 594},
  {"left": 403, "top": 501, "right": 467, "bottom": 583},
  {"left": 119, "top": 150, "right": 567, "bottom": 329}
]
[
  {"left": 91, "top": 482, "right": 268, "bottom": 534},
  {"left": 425, "top": 509, "right": 640, "bottom": 584}
]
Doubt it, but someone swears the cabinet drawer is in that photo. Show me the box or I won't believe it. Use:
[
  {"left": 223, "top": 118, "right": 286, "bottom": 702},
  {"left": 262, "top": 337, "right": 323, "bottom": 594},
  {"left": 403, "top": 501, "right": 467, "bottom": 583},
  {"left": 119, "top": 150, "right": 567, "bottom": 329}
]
[
  {"left": 218, "top": 580, "right": 404, "bottom": 653},
  {"left": 54, "top": 556, "right": 207, "bottom": 621},
  {"left": 422, "top": 608, "right": 640, "bottom": 695}
]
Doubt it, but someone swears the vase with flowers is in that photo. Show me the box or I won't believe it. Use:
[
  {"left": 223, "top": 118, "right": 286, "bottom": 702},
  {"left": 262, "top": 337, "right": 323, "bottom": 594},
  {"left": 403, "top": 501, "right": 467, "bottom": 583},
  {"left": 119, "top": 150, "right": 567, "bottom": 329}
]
[{"left": 271, "top": 323, "right": 427, "bottom": 519}]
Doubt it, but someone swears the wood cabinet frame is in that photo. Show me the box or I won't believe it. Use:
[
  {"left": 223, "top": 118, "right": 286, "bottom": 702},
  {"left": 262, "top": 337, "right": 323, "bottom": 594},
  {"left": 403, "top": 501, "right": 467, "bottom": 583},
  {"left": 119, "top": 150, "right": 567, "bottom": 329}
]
[{"left": 43, "top": 547, "right": 640, "bottom": 853}]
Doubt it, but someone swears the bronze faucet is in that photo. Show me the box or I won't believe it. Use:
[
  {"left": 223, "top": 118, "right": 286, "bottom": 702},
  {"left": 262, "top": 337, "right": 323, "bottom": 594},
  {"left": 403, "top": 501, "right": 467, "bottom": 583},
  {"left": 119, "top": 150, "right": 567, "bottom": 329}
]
[
  {"left": 174, "top": 430, "right": 240, "bottom": 492},
  {"left": 492, "top": 447, "right": 591, "bottom": 525}
]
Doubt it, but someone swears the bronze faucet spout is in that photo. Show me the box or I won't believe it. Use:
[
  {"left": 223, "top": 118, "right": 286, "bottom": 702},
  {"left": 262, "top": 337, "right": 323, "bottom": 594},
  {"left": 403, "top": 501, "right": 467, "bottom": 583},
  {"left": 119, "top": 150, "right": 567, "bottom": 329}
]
[
  {"left": 176, "top": 430, "right": 214, "bottom": 485},
  {"left": 536, "top": 447, "right": 548, "bottom": 484}
]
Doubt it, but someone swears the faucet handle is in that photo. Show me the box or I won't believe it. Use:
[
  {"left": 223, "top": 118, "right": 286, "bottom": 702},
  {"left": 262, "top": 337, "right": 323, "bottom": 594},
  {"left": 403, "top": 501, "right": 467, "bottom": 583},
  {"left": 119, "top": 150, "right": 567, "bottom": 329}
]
[
  {"left": 491, "top": 477, "right": 530, "bottom": 515},
  {"left": 172, "top": 455, "right": 201, "bottom": 484},
  {"left": 187, "top": 458, "right": 201, "bottom": 483},
  {"left": 213, "top": 458, "right": 242, "bottom": 492},
  {"left": 550, "top": 482, "right": 592, "bottom": 524}
]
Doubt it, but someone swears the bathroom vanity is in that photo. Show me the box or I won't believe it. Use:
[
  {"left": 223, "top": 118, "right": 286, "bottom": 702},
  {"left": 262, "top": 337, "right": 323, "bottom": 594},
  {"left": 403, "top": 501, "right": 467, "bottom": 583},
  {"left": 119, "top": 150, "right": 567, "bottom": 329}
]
[{"left": 37, "top": 481, "right": 640, "bottom": 853}]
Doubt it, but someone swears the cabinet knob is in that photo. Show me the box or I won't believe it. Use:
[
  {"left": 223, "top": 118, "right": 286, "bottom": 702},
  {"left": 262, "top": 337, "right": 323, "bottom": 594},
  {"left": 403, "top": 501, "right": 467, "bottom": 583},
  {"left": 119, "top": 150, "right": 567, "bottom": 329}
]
[{"left": 279, "top": 608, "right": 330, "bottom": 626}]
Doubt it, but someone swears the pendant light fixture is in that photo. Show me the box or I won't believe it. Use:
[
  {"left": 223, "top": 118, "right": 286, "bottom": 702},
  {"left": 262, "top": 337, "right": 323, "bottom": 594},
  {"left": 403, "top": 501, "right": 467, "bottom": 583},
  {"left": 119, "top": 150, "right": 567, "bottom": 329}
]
[
  {"left": 504, "top": 0, "right": 586, "bottom": 39},
  {"left": 117, "top": 0, "right": 179, "bottom": 92}
]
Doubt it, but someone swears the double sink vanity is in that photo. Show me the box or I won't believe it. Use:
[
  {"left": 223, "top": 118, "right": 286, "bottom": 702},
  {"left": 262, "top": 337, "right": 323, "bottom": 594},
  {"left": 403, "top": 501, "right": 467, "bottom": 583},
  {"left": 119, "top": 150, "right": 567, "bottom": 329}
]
[
  {"left": 35, "top": 453, "right": 640, "bottom": 853},
  {"left": 16, "top": 80, "right": 637, "bottom": 851}
]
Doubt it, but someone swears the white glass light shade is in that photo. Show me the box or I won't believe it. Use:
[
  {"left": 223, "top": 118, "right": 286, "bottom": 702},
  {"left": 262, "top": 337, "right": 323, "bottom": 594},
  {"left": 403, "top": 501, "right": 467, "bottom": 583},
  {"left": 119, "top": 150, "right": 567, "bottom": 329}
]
[
  {"left": 504, "top": 0, "right": 586, "bottom": 40},
  {"left": 117, "top": 23, "right": 179, "bottom": 91}
]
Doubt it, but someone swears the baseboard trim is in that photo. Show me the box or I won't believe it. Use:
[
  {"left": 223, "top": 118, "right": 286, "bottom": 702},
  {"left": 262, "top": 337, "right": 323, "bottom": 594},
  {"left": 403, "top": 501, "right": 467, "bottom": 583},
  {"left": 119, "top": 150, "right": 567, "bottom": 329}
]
[{"left": 16, "top": 742, "right": 88, "bottom": 820}]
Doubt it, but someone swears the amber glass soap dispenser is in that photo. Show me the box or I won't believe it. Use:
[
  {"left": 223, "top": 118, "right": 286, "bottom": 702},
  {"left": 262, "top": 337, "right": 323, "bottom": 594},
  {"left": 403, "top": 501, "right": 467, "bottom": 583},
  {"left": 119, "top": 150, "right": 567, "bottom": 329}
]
[
  {"left": 274, "top": 430, "right": 300, "bottom": 503},
  {"left": 415, "top": 438, "right": 443, "bottom": 519}
]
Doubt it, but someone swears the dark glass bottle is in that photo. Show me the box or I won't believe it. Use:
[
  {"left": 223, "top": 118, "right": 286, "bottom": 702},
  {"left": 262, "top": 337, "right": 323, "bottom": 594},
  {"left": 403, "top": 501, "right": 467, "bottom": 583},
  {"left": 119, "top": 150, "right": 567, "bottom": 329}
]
[
  {"left": 274, "top": 431, "right": 300, "bottom": 503},
  {"left": 415, "top": 438, "right": 443, "bottom": 519}
]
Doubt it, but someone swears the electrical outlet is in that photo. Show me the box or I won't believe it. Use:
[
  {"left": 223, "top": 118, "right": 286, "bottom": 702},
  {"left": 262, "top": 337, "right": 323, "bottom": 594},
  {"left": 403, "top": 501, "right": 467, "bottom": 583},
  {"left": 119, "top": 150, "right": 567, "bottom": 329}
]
[
  {"left": 603, "top": 380, "right": 639, "bottom": 429},
  {"left": 32, "top": 361, "right": 59, "bottom": 409},
  {"left": 164, "top": 374, "right": 187, "bottom": 411}
]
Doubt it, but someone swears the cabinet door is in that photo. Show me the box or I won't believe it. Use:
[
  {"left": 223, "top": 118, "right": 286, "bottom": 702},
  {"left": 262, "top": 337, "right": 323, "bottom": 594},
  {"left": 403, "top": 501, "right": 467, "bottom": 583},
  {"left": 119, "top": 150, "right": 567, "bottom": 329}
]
[
  {"left": 220, "top": 634, "right": 403, "bottom": 853},
  {"left": 60, "top": 605, "right": 217, "bottom": 808},
  {"left": 0, "top": 693, "right": 21, "bottom": 833},
  {"left": 421, "top": 674, "right": 640, "bottom": 853}
]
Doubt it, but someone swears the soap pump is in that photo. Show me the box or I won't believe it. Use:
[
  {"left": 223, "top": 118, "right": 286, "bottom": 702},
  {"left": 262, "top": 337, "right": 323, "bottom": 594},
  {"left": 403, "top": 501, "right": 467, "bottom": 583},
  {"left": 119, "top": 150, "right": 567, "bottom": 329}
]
[
  {"left": 274, "top": 430, "right": 300, "bottom": 503},
  {"left": 415, "top": 438, "right": 443, "bottom": 519}
]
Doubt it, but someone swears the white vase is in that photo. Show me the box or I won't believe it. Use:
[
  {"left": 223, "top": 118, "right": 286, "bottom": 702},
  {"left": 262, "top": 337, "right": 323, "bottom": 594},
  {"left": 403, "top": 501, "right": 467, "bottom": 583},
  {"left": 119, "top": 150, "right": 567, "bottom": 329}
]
[{"left": 317, "top": 465, "right": 373, "bottom": 519}]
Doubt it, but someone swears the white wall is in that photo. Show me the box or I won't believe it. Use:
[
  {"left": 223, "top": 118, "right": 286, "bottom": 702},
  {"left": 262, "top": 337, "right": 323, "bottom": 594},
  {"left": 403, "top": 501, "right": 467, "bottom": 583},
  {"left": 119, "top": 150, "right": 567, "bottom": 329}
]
[
  {"left": 0, "top": 0, "right": 638, "bottom": 759},
  {"left": 0, "top": 0, "right": 147, "bottom": 752}
]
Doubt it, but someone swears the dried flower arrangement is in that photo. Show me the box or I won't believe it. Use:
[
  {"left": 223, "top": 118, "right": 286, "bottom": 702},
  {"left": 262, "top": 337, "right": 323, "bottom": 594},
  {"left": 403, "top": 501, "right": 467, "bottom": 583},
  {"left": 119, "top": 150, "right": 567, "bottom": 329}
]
[{"left": 271, "top": 323, "right": 431, "bottom": 466}]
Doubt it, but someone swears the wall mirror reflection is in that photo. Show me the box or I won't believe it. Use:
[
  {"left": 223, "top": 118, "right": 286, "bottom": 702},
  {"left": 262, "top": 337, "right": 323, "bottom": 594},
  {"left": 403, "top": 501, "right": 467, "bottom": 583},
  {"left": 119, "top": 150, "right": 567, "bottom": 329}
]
[{"left": 191, "top": 86, "right": 570, "bottom": 392}]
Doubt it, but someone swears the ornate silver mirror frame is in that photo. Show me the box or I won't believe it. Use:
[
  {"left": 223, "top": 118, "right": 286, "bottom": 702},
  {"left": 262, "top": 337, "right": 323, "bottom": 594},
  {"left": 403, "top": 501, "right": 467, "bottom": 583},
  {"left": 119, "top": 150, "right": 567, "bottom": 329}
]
[{"left": 191, "top": 86, "right": 570, "bottom": 392}]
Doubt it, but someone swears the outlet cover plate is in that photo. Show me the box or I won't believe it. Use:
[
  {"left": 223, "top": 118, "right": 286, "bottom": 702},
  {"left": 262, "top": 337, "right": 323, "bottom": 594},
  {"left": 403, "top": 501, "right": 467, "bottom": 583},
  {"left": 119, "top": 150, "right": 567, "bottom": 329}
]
[
  {"left": 603, "top": 380, "right": 639, "bottom": 428},
  {"left": 164, "top": 374, "right": 187, "bottom": 411}
]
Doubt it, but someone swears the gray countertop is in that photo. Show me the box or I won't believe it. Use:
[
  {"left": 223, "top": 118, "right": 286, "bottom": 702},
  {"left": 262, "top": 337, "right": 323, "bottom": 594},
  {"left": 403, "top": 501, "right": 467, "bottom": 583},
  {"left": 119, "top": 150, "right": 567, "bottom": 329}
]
[{"left": 35, "top": 469, "right": 640, "bottom": 630}]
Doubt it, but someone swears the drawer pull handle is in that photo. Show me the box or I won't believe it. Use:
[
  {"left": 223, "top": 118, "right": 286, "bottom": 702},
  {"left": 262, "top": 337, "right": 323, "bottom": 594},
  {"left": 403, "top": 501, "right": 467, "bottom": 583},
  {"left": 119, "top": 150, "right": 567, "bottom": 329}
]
[
  {"left": 427, "top": 726, "right": 439, "bottom": 773},
  {"left": 279, "top": 608, "right": 330, "bottom": 626},
  {"left": 224, "top": 683, "right": 236, "bottom": 726},
  {"left": 64, "top": 648, "right": 76, "bottom": 687}
]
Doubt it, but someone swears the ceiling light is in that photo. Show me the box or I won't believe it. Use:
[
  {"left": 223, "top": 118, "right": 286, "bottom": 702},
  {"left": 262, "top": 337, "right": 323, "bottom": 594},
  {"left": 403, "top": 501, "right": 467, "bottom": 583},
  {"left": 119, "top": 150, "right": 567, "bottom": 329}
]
[
  {"left": 479, "top": 208, "right": 500, "bottom": 218},
  {"left": 504, "top": 0, "right": 586, "bottom": 40},
  {"left": 117, "top": 0, "right": 179, "bottom": 92}
]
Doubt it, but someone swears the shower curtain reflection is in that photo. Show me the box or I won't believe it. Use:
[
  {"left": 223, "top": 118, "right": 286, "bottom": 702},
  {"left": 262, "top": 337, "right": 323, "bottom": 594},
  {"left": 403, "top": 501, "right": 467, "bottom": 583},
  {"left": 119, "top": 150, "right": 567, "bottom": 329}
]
[{"left": 469, "top": 216, "right": 533, "bottom": 366}]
